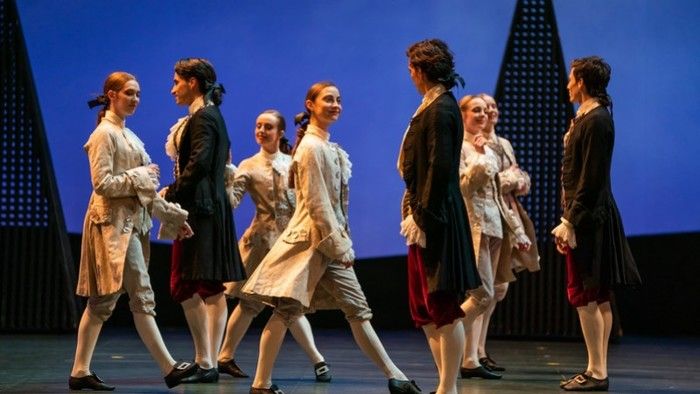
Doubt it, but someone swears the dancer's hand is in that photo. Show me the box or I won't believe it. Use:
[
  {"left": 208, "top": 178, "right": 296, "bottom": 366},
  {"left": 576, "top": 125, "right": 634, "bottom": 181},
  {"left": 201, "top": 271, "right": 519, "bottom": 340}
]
[
  {"left": 473, "top": 134, "right": 487, "bottom": 154},
  {"left": 177, "top": 222, "right": 194, "bottom": 240},
  {"left": 551, "top": 218, "right": 576, "bottom": 254}
]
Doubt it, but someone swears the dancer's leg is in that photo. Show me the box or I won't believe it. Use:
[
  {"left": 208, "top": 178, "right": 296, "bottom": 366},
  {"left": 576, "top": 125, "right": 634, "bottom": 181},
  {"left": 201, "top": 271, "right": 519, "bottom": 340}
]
[
  {"left": 204, "top": 292, "right": 228, "bottom": 365},
  {"left": 288, "top": 315, "right": 324, "bottom": 364},
  {"left": 251, "top": 313, "right": 291, "bottom": 389},
  {"left": 181, "top": 294, "right": 212, "bottom": 368},
  {"left": 218, "top": 304, "right": 254, "bottom": 362},
  {"left": 349, "top": 320, "right": 407, "bottom": 380}
]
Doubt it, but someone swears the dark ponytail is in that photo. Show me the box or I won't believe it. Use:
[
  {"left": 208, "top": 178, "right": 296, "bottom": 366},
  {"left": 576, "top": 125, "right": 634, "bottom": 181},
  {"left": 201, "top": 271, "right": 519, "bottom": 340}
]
[
  {"left": 288, "top": 111, "right": 310, "bottom": 188},
  {"left": 571, "top": 56, "right": 613, "bottom": 116}
]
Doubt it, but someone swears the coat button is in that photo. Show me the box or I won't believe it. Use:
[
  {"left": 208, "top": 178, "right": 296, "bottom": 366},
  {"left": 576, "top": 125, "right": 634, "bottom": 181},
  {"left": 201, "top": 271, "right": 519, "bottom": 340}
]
[{"left": 335, "top": 173, "right": 340, "bottom": 179}]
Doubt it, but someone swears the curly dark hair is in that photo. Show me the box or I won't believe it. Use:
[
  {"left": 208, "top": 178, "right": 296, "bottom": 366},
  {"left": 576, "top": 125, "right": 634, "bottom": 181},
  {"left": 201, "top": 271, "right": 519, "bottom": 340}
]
[
  {"left": 571, "top": 56, "right": 612, "bottom": 108},
  {"left": 406, "top": 39, "right": 462, "bottom": 89}
]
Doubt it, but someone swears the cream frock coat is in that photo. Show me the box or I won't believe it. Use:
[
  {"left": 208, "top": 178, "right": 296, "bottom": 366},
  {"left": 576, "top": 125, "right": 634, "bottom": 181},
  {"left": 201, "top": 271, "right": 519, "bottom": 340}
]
[
  {"left": 77, "top": 111, "right": 187, "bottom": 297},
  {"left": 486, "top": 134, "right": 540, "bottom": 273},
  {"left": 242, "top": 125, "right": 354, "bottom": 308},
  {"left": 460, "top": 133, "right": 527, "bottom": 284},
  {"left": 223, "top": 149, "right": 295, "bottom": 296}
]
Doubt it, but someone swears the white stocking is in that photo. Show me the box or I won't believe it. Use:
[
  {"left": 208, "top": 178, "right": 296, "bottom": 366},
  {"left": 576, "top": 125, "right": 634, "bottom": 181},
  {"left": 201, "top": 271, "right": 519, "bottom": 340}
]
[
  {"left": 422, "top": 324, "right": 442, "bottom": 375},
  {"left": 477, "top": 299, "right": 497, "bottom": 358},
  {"left": 436, "top": 320, "right": 464, "bottom": 394},
  {"left": 577, "top": 302, "right": 606, "bottom": 379},
  {"left": 133, "top": 312, "right": 176, "bottom": 375},
  {"left": 181, "top": 294, "right": 212, "bottom": 368},
  {"left": 218, "top": 304, "right": 254, "bottom": 362},
  {"left": 288, "top": 315, "right": 324, "bottom": 364},
  {"left": 71, "top": 308, "right": 104, "bottom": 377},
  {"left": 599, "top": 301, "right": 612, "bottom": 376},
  {"left": 204, "top": 292, "right": 228, "bottom": 365},
  {"left": 478, "top": 283, "right": 508, "bottom": 358},
  {"left": 349, "top": 320, "right": 407, "bottom": 380},
  {"left": 252, "top": 314, "right": 289, "bottom": 389},
  {"left": 461, "top": 314, "right": 482, "bottom": 368}
]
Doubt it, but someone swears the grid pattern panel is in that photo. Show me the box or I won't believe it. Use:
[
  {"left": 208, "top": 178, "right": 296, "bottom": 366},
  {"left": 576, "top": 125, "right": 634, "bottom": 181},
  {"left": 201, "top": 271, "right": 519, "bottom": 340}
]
[
  {"left": 0, "top": 0, "right": 77, "bottom": 331},
  {"left": 489, "top": 0, "right": 579, "bottom": 337}
]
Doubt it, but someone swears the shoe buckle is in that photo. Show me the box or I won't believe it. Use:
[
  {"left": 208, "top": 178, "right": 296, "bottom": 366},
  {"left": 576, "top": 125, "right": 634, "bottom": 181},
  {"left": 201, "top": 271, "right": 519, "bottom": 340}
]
[
  {"left": 315, "top": 365, "right": 330, "bottom": 375},
  {"left": 574, "top": 374, "right": 587, "bottom": 384},
  {"left": 176, "top": 362, "right": 192, "bottom": 370}
]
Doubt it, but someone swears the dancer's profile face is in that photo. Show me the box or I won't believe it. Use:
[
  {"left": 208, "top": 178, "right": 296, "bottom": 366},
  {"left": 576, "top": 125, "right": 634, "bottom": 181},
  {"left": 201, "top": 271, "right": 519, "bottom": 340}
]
[
  {"left": 567, "top": 68, "right": 583, "bottom": 104},
  {"left": 408, "top": 62, "right": 426, "bottom": 94},
  {"left": 171, "top": 73, "right": 197, "bottom": 106},
  {"left": 108, "top": 79, "right": 140, "bottom": 119},
  {"left": 254, "top": 113, "right": 283, "bottom": 154},
  {"left": 307, "top": 86, "right": 342, "bottom": 127},
  {"left": 462, "top": 97, "right": 488, "bottom": 135}
]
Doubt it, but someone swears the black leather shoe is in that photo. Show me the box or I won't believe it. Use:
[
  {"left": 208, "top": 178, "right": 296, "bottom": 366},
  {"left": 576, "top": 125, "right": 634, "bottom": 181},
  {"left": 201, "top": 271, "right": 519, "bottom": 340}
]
[
  {"left": 249, "top": 384, "right": 285, "bottom": 394},
  {"left": 164, "top": 360, "right": 198, "bottom": 388},
  {"left": 388, "top": 378, "right": 421, "bottom": 393},
  {"left": 314, "top": 361, "right": 332, "bottom": 382},
  {"left": 479, "top": 355, "right": 505, "bottom": 372},
  {"left": 561, "top": 374, "right": 609, "bottom": 391},
  {"left": 181, "top": 365, "right": 219, "bottom": 383},
  {"left": 460, "top": 365, "right": 502, "bottom": 379},
  {"left": 68, "top": 372, "right": 115, "bottom": 391},
  {"left": 218, "top": 359, "right": 249, "bottom": 378}
]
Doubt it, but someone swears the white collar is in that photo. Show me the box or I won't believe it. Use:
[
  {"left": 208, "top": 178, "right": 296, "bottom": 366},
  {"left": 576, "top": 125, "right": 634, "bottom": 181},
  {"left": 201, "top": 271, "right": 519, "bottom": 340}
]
[
  {"left": 306, "top": 123, "right": 330, "bottom": 141},
  {"left": 188, "top": 96, "right": 208, "bottom": 115},
  {"left": 260, "top": 147, "right": 280, "bottom": 160},
  {"left": 103, "top": 110, "right": 125, "bottom": 128},
  {"left": 576, "top": 98, "right": 600, "bottom": 119}
]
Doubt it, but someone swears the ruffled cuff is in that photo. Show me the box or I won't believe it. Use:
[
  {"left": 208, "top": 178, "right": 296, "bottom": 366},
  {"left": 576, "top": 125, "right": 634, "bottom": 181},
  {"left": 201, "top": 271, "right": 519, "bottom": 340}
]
[
  {"left": 126, "top": 166, "right": 158, "bottom": 207},
  {"left": 151, "top": 198, "right": 189, "bottom": 240},
  {"left": 317, "top": 228, "right": 353, "bottom": 260}
]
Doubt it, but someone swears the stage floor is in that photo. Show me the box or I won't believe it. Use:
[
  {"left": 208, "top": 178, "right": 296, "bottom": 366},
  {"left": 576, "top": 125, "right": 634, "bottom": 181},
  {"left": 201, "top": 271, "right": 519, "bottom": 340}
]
[{"left": 1, "top": 327, "right": 698, "bottom": 393}]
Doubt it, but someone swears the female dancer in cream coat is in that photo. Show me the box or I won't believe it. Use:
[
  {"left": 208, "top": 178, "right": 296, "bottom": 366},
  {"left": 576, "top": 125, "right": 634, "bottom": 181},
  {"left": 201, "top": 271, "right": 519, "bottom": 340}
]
[
  {"left": 458, "top": 95, "right": 531, "bottom": 379},
  {"left": 70, "top": 72, "right": 196, "bottom": 390},
  {"left": 473, "top": 94, "right": 540, "bottom": 372},
  {"left": 217, "top": 110, "right": 330, "bottom": 382},
  {"left": 242, "top": 82, "right": 420, "bottom": 394}
]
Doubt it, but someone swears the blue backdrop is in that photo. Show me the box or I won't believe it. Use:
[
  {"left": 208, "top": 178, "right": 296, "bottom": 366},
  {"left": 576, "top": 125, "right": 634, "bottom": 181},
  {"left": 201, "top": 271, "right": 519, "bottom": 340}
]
[{"left": 17, "top": 0, "right": 700, "bottom": 258}]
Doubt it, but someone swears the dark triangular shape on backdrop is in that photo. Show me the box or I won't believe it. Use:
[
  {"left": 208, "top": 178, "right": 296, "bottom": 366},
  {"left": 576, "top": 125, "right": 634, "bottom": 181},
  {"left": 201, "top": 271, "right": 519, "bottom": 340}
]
[
  {"left": 489, "top": 0, "right": 578, "bottom": 337},
  {"left": 0, "top": 0, "right": 78, "bottom": 331}
]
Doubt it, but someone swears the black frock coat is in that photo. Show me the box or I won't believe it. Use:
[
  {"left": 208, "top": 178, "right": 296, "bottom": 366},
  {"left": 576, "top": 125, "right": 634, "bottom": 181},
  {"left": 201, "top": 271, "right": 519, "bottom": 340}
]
[
  {"left": 165, "top": 105, "right": 245, "bottom": 282},
  {"left": 401, "top": 91, "right": 481, "bottom": 294},
  {"left": 561, "top": 106, "right": 641, "bottom": 288}
]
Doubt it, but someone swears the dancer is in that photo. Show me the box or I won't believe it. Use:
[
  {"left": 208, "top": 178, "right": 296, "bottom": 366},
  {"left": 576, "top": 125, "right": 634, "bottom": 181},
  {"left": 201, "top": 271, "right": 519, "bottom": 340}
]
[
  {"left": 398, "top": 39, "right": 481, "bottom": 394},
  {"left": 218, "top": 110, "right": 331, "bottom": 382},
  {"left": 458, "top": 95, "right": 531, "bottom": 379},
  {"left": 69, "top": 71, "right": 197, "bottom": 390},
  {"left": 242, "top": 82, "right": 421, "bottom": 394},
  {"left": 164, "top": 58, "right": 246, "bottom": 383},
  {"left": 554, "top": 56, "right": 641, "bottom": 391},
  {"left": 473, "top": 93, "right": 540, "bottom": 372}
]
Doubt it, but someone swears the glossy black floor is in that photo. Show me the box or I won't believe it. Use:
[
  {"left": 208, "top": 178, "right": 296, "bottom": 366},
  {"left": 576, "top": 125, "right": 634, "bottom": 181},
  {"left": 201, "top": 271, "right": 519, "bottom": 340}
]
[{"left": 1, "top": 327, "right": 698, "bottom": 393}]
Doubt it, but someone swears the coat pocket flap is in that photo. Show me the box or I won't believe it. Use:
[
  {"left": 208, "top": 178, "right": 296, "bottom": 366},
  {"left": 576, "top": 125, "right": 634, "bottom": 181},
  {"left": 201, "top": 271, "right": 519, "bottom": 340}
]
[
  {"left": 88, "top": 204, "right": 112, "bottom": 224},
  {"left": 282, "top": 229, "right": 310, "bottom": 244}
]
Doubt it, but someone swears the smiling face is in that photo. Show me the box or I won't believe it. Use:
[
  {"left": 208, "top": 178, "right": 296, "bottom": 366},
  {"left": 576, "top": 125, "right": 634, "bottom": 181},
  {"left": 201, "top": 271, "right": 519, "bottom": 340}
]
[
  {"left": 254, "top": 112, "right": 283, "bottom": 154},
  {"left": 482, "top": 94, "right": 499, "bottom": 126},
  {"left": 461, "top": 97, "right": 488, "bottom": 135},
  {"left": 306, "top": 86, "right": 342, "bottom": 128},
  {"left": 171, "top": 72, "right": 198, "bottom": 106},
  {"left": 108, "top": 79, "right": 140, "bottom": 118}
]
